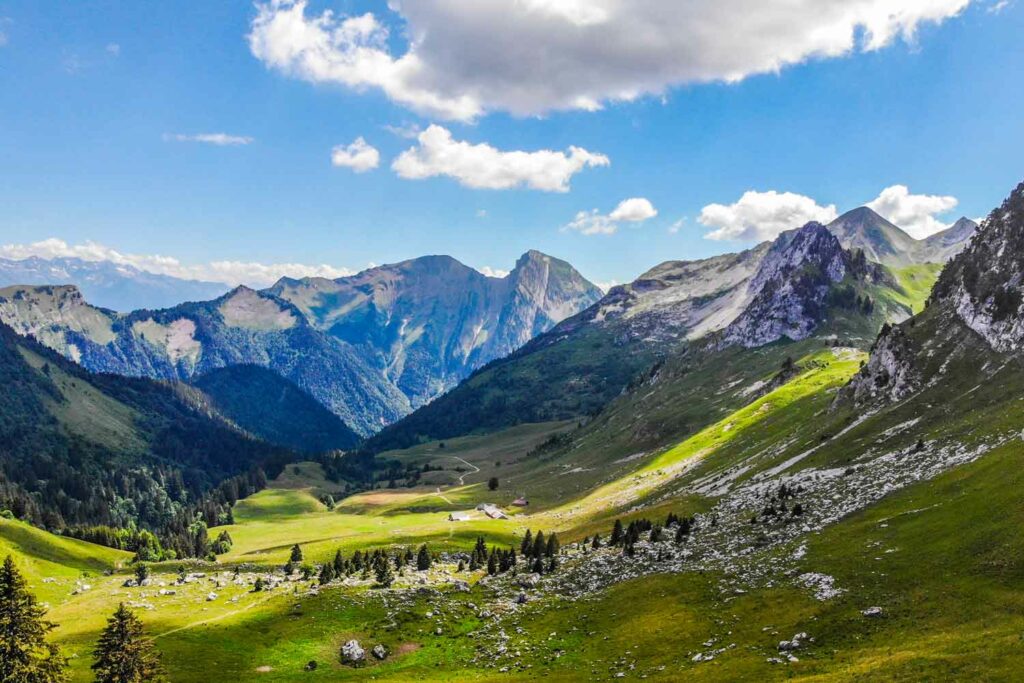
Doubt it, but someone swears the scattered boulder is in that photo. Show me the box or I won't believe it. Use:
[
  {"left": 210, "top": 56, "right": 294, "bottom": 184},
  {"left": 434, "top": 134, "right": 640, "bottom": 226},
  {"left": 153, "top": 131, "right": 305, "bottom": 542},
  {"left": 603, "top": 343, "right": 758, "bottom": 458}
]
[
  {"left": 371, "top": 644, "right": 388, "bottom": 660},
  {"left": 861, "top": 606, "right": 885, "bottom": 618},
  {"left": 452, "top": 580, "right": 471, "bottom": 593},
  {"left": 341, "top": 640, "right": 365, "bottom": 666},
  {"left": 517, "top": 574, "right": 540, "bottom": 589},
  {"left": 303, "top": 660, "right": 317, "bottom": 671},
  {"left": 515, "top": 593, "right": 528, "bottom": 605},
  {"left": 206, "top": 593, "right": 218, "bottom": 602}
]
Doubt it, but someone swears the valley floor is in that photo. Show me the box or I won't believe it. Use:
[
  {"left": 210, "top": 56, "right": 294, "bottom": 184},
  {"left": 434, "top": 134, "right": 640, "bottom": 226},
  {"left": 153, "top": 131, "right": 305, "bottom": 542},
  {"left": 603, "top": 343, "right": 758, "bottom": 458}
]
[{"left": 4, "top": 342, "right": 1024, "bottom": 680}]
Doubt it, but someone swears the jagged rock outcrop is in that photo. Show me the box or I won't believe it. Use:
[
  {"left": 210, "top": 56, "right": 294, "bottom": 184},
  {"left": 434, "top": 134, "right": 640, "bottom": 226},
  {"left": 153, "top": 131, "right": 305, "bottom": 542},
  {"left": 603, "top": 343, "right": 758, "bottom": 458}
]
[
  {"left": 932, "top": 182, "right": 1024, "bottom": 353},
  {"left": 844, "top": 323, "right": 921, "bottom": 404},
  {"left": 722, "top": 223, "right": 883, "bottom": 348}
]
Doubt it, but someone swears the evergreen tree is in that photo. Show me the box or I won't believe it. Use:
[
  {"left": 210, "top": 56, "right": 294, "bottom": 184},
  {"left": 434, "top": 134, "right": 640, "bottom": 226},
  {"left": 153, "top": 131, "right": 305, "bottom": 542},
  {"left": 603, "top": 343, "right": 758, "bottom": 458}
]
[
  {"left": 91, "top": 603, "right": 164, "bottom": 683},
  {"left": 531, "top": 557, "right": 544, "bottom": 575},
  {"left": 332, "top": 550, "right": 345, "bottom": 576},
  {"left": 473, "top": 537, "right": 488, "bottom": 566},
  {"left": 319, "top": 562, "right": 335, "bottom": 585},
  {"left": 488, "top": 477, "right": 499, "bottom": 491},
  {"left": 547, "top": 556, "right": 558, "bottom": 573},
  {"left": 133, "top": 563, "right": 149, "bottom": 584},
  {"left": 520, "top": 530, "right": 533, "bottom": 556},
  {"left": 253, "top": 577, "right": 265, "bottom": 592},
  {"left": 649, "top": 526, "right": 663, "bottom": 543},
  {"left": 456, "top": 560, "right": 465, "bottom": 572},
  {"left": 532, "top": 531, "right": 546, "bottom": 559},
  {"left": 373, "top": 554, "right": 394, "bottom": 588},
  {"left": 0, "top": 555, "right": 68, "bottom": 683},
  {"left": 545, "top": 533, "right": 559, "bottom": 558},
  {"left": 487, "top": 552, "right": 498, "bottom": 576},
  {"left": 289, "top": 544, "right": 303, "bottom": 563},
  {"left": 610, "top": 520, "right": 624, "bottom": 546},
  {"left": 416, "top": 545, "right": 432, "bottom": 571},
  {"left": 591, "top": 534, "right": 602, "bottom": 549}
]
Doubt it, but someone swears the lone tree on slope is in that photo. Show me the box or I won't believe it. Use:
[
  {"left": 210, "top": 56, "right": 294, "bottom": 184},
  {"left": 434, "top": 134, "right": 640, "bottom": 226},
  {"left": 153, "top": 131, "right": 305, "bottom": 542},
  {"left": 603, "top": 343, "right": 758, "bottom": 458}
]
[
  {"left": 0, "top": 555, "right": 68, "bottom": 683},
  {"left": 488, "top": 477, "right": 499, "bottom": 491},
  {"left": 91, "top": 603, "right": 164, "bottom": 683},
  {"left": 416, "top": 545, "right": 432, "bottom": 571},
  {"left": 289, "top": 544, "right": 303, "bottom": 563}
]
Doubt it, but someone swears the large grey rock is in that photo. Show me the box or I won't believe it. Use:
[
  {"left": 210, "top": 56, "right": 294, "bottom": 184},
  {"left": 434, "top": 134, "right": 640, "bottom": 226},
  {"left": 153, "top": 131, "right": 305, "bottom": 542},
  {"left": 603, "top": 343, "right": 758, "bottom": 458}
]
[{"left": 341, "top": 640, "right": 365, "bottom": 665}]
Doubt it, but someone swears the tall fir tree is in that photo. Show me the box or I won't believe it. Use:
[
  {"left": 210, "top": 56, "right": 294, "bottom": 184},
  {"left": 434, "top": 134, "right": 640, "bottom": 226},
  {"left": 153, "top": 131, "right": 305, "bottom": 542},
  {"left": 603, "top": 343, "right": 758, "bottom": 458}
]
[
  {"left": 610, "top": 520, "right": 624, "bottom": 546},
  {"left": 289, "top": 544, "right": 303, "bottom": 563},
  {"left": 416, "top": 545, "right": 432, "bottom": 571},
  {"left": 520, "top": 530, "right": 533, "bottom": 556},
  {"left": 91, "top": 603, "right": 164, "bottom": 683},
  {"left": 0, "top": 555, "right": 68, "bottom": 683}
]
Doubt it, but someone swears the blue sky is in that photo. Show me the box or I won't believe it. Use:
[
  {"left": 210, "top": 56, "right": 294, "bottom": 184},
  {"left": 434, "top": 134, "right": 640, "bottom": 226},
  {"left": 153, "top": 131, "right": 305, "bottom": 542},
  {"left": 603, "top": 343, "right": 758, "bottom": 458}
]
[{"left": 1, "top": 0, "right": 1022, "bottom": 289}]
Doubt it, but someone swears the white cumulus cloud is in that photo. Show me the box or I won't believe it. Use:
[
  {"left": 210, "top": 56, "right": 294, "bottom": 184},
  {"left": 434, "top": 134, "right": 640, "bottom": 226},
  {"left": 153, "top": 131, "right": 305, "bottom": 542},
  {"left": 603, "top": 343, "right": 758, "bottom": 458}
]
[
  {"left": 392, "top": 125, "right": 608, "bottom": 192},
  {"left": 476, "top": 266, "right": 510, "bottom": 279},
  {"left": 249, "top": 0, "right": 974, "bottom": 120},
  {"left": 166, "top": 133, "right": 254, "bottom": 146},
  {"left": 0, "top": 238, "right": 355, "bottom": 288},
  {"left": 565, "top": 197, "right": 658, "bottom": 236},
  {"left": 867, "top": 184, "right": 959, "bottom": 238},
  {"left": 700, "top": 190, "right": 838, "bottom": 241},
  {"left": 330, "top": 137, "right": 380, "bottom": 172}
]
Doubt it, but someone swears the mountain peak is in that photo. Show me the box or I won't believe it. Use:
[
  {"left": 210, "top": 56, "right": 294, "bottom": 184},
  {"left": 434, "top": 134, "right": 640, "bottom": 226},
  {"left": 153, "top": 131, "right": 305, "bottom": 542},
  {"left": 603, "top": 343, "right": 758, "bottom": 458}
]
[{"left": 826, "top": 207, "right": 918, "bottom": 267}]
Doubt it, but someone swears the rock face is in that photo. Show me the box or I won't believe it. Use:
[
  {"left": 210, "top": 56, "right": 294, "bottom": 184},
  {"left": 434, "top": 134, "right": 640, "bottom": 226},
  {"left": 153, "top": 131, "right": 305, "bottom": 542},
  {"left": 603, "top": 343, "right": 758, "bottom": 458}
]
[
  {"left": 268, "top": 251, "right": 602, "bottom": 408},
  {"left": 722, "top": 223, "right": 884, "bottom": 348},
  {"left": 932, "top": 182, "right": 1024, "bottom": 353},
  {"left": 579, "top": 243, "right": 770, "bottom": 344},
  {"left": 0, "top": 256, "right": 229, "bottom": 312},
  {"left": 826, "top": 207, "right": 976, "bottom": 267}
]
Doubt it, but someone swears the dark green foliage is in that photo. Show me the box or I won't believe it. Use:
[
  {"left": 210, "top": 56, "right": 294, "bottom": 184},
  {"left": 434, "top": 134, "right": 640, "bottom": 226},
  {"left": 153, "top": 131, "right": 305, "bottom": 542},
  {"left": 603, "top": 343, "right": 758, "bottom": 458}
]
[
  {"left": 373, "top": 554, "right": 394, "bottom": 588},
  {"left": 289, "top": 544, "right": 303, "bottom": 563},
  {"left": 416, "top": 545, "right": 432, "bottom": 571},
  {"left": 253, "top": 577, "right": 265, "bottom": 592},
  {"left": 0, "top": 555, "right": 68, "bottom": 683},
  {"left": 319, "top": 562, "right": 335, "bottom": 585},
  {"left": 0, "top": 323, "right": 291, "bottom": 558},
  {"left": 610, "top": 520, "right": 624, "bottom": 547},
  {"left": 192, "top": 365, "right": 360, "bottom": 452},
  {"left": 133, "top": 564, "right": 149, "bottom": 584},
  {"left": 488, "top": 477, "right": 499, "bottom": 491},
  {"left": 363, "top": 322, "right": 661, "bottom": 453},
  {"left": 520, "top": 530, "right": 533, "bottom": 556},
  {"left": 91, "top": 603, "right": 164, "bottom": 683}
]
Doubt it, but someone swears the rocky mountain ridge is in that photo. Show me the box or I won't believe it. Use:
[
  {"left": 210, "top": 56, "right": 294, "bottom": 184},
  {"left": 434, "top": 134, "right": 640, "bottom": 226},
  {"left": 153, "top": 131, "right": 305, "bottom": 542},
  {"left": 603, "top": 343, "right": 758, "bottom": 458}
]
[
  {"left": 0, "top": 251, "right": 601, "bottom": 435},
  {"left": 825, "top": 207, "right": 976, "bottom": 267}
]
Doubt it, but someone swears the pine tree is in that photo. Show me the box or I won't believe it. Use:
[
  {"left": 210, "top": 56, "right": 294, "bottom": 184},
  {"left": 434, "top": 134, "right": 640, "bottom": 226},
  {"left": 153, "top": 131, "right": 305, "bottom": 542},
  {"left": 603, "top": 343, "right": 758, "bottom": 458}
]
[
  {"left": 332, "top": 550, "right": 345, "bottom": 576},
  {"left": 531, "top": 557, "right": 544, "bottom": 575},
  {"left": 520, "top": 530, "right": 533, "bottom": 556},
  {"left": 456, "top": 560, "right": 465, "bottom": 572},
  {"left": 289, "top": 544, "right": 303, "bottom": 563},
  {"left": 416, "top": 545, "right": 432, "bottom": 571},
  {"left": 610, "top": 520, "right": 624, "bottom": 546},
  {"left": 473, "top": 537, "right": 488, "bottom": 565},
  {"left": 591, "top": 534, "right": 602, "bottom": 549},
  {"left": 532, "top": 531, "right": 546, "bottom": 559},
  {"left": 319, "top": 562, "right": 335, "bottom": 585},
  {"left": 649, "top": 526, "right": 663, "bottom": 543},
  {"left": 134, "top": 563, "right": 149, "bottom": 584},
  {"left": 487, "top": 552, "right": 498, "bottom": 576},
  {"left": 545, "top": 533, "right": 559, "bottom": 558},
  {"left": 0, "top": 555, "right": 68, "bottom": 683},
  {"left": 253, "top": 577, "right": 265, "bottom": 592},
  {"left": 91, "top": 603, "right": 164, "bottom": 683},
  {"left": 373, "top": 554, "right": 394, "bottom": 588}
]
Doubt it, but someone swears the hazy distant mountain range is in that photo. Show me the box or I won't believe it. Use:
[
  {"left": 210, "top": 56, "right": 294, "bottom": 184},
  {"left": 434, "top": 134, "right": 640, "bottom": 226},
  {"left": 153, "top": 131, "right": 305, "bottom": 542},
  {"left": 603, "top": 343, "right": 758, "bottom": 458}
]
[{"left": 0, "top": 256, "right": 229, "bottom": 311}]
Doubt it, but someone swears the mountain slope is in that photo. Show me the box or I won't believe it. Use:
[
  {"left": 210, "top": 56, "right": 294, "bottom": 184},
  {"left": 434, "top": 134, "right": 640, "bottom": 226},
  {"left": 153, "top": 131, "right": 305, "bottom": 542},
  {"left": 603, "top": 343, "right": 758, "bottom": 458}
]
[
  {"left": 0, "top": 285, "right": 409, "bottom": 435},
  {"left": 826, "top": 207, "right": 976, "bottom": 267},
  {"left": 0, "top": 320, "right": 293, "bottom": 556},
  {"left": 366, "top": 223, "right": 916, "bottom": 453},
  {"left": 192, "top": 365, "right": 360, "bottom": 453},
  {"left": 268, "top": 250, "right": 602, "bottom": 408},
  {"left": 0, "top": 256, "right": 229, "bottom": 311}
]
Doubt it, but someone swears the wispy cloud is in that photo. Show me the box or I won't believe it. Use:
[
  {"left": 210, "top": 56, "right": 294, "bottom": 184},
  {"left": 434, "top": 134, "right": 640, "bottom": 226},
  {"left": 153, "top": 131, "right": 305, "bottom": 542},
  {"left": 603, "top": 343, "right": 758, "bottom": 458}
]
[{"left": 164, "top": 133, "right": 255, "bottom": 146}]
